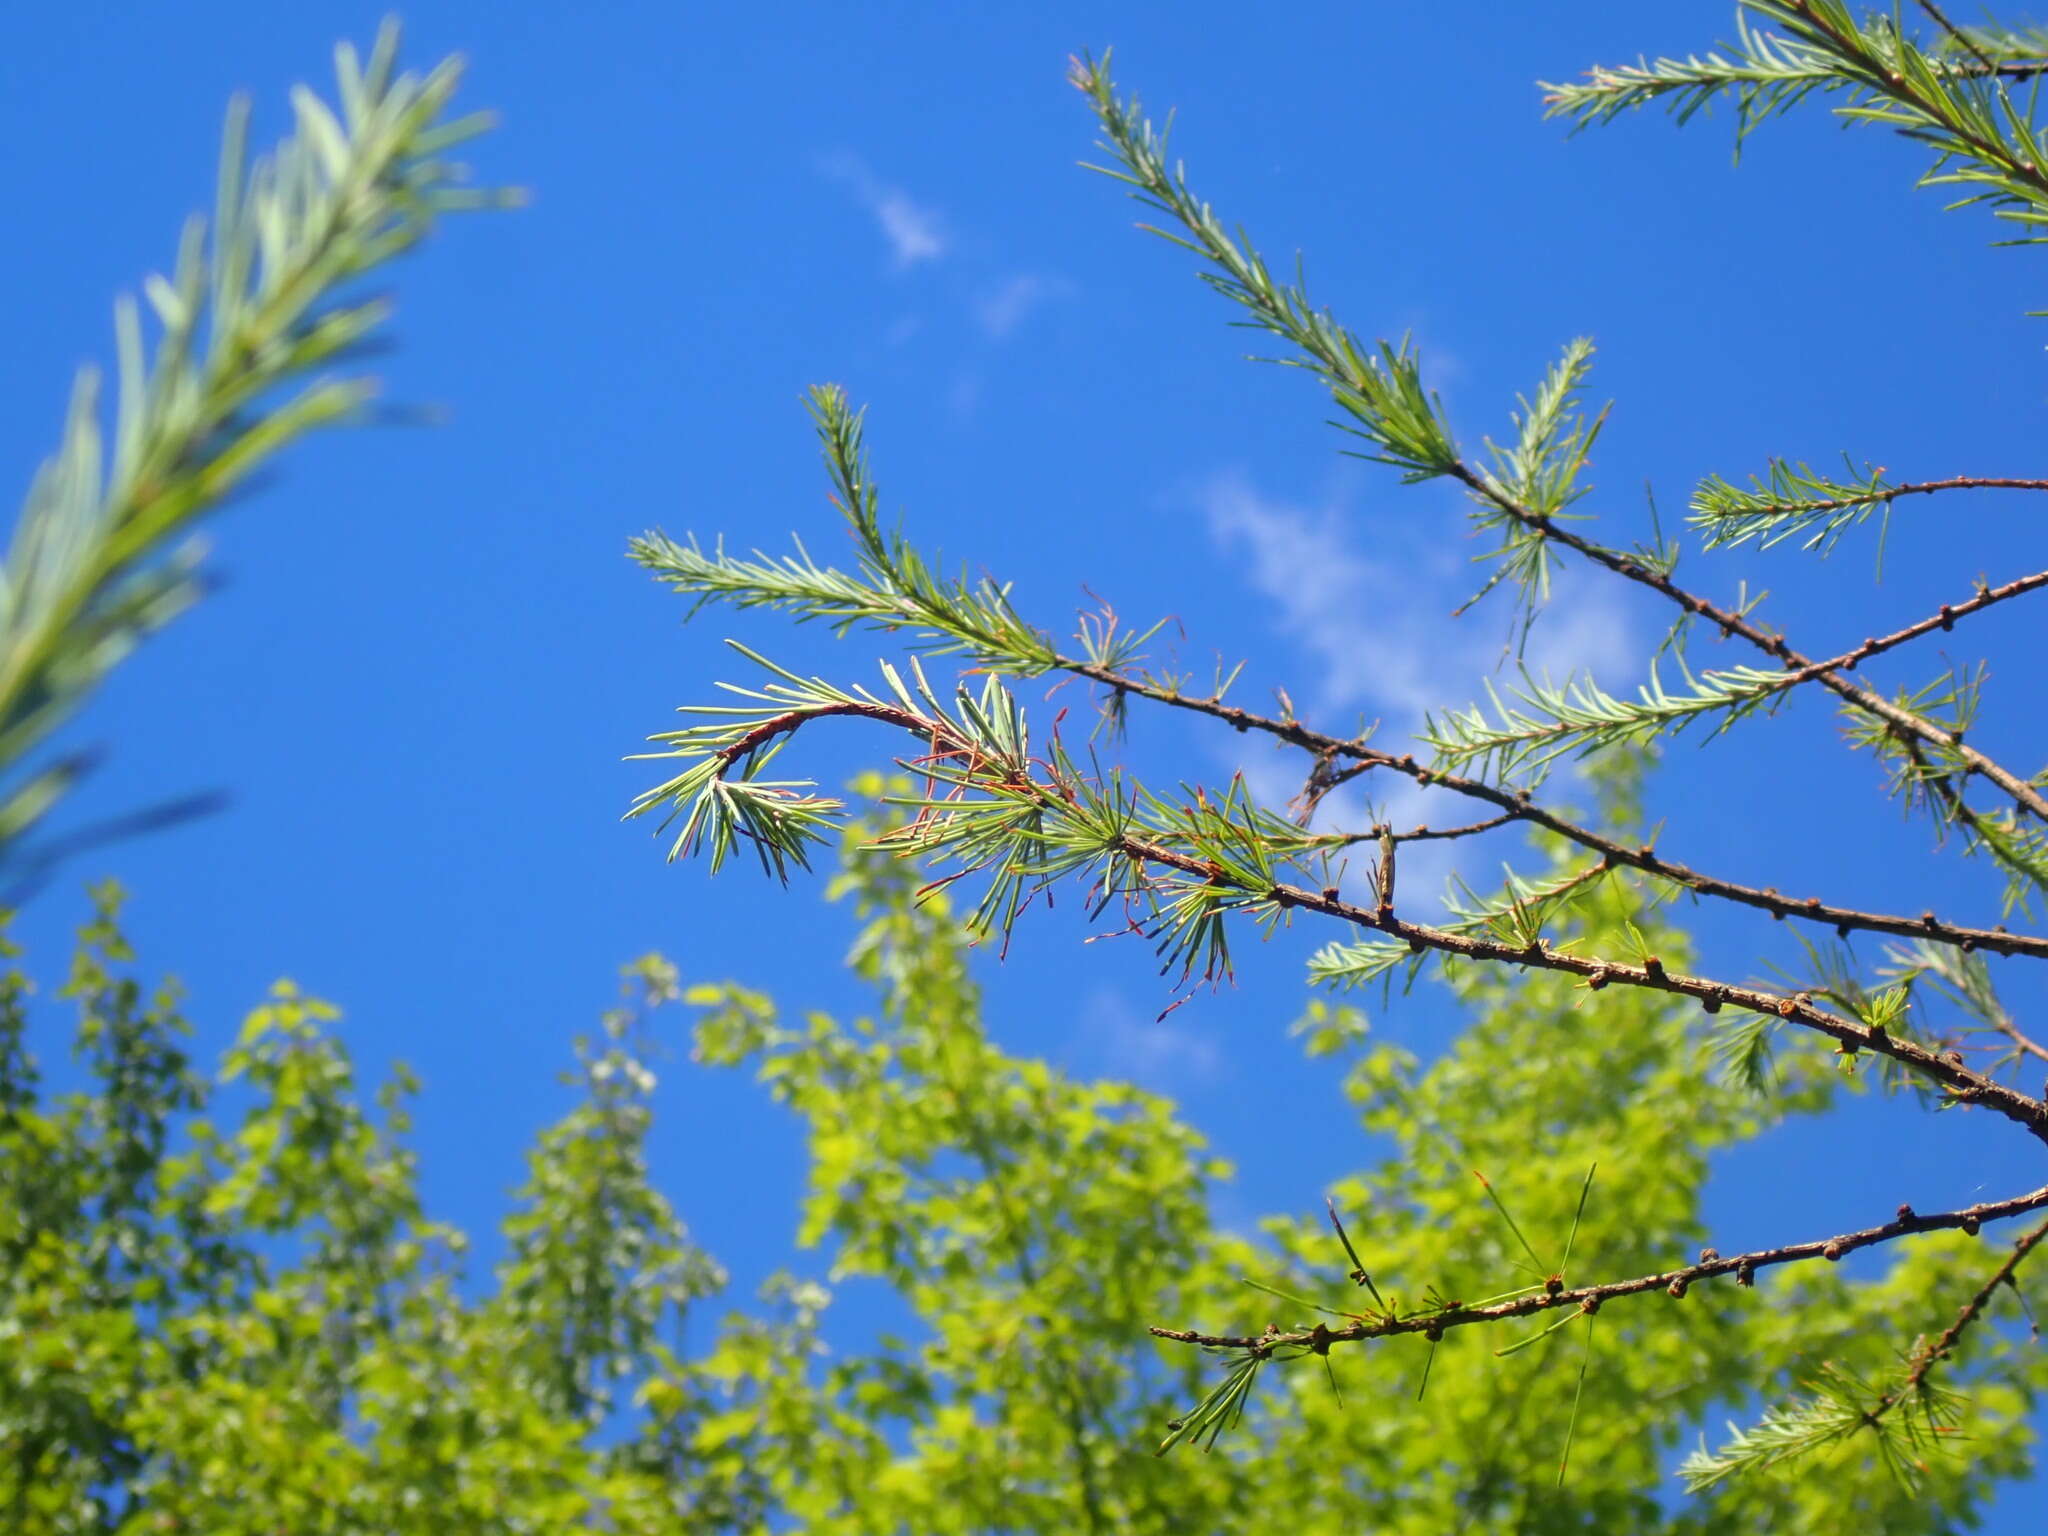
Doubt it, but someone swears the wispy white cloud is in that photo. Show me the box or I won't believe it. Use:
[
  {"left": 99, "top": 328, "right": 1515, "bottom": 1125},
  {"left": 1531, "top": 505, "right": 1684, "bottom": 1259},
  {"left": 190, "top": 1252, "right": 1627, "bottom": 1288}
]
[
  {"left": 1201, "top": 472, "right": 1460, "bottom": 720},
  {"left": 1199, "top": 469, "right": 1633, "bottom": 725},
  {"left": 821, "top": 152, "right": 947, "bottom": 269},
  {"left": 976, "top": 273, "right": 1069, "bottom": 339},
  {"left": 1197, "top": 469, "right": 1638, "bottom": 903}
]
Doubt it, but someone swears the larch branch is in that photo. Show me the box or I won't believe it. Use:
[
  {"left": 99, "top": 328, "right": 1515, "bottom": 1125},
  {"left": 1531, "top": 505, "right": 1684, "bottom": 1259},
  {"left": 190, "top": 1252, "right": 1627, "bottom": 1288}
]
[
  {"left": 702, "top": 697, "right": 2048, "bottom": 1140},
  {"left": 1061, "top": 656, "right": 2048, "bottom": 964},
  {"left": 1151, "top": 1184, "right": 2048, "bottom": 1356},
  {"left": 1874, "top": 1208, "right": 2048, "bottom": 1422}
]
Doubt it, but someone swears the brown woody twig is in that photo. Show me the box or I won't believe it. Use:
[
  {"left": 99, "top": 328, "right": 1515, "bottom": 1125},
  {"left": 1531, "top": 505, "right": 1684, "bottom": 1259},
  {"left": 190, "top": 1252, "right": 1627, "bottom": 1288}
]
[
  {"left": 1916, "top": 0, "right": 2003, "bottom": 75},
  {"left": 1708, "top": 474, "right": 2048, "bottom": 522},
  {"left": 1871, "top": 1208, "right": 2048, "bottom": 1425},
  {"left": 1151, "top": 1185, "right": 2048, "bottom": 1355},
  {"left": 1445, "top": 464, "right": 2048, "bottom": 826},
  {"left": 1063, "top": 650, "right": 2048, "bottom": 964}
]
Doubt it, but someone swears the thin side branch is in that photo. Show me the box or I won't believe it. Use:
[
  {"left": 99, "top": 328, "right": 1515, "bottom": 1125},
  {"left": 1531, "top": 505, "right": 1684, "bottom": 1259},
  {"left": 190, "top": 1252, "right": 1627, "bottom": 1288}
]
[
  {"left": 1150, "top": 1184, "right": 2048, "bottom": 1355},
  {"left": 1708, "top": 472, "right": 2048, "bottom": 523},
  {"left": 1444, "top": 470, "right": 2048, "bottom": 824},
  {"left": 1066, "top": 658, "right": 2048, "bottom": 964},
  {"left": 1878, "top": 1209, "right": 2048, "bottom": 1420},
  {"left": 1311, "top": 812, "right": 1523, "bottom": 851},
  {"left": 1789, "top": 568, "right": 2048, "bottom": 682},
  {"left": 1917, "top": 0, "right": 2003, "bottom": 75},
  {"left": 1990, "top": 1019, "right": 2048, "bottom": 1070}
]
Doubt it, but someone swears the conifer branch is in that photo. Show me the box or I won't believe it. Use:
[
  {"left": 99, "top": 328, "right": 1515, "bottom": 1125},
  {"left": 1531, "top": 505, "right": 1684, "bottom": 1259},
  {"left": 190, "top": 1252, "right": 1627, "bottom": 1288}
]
[
  {"left": 1885, "top": 938, "right": 2048, "bottom": 1071},
  {"left": 1889, "top": 1209, "right": 2048, "bottom": 1405},
  {"left": 638, "top": 256, "right": 2048, "bottom": 955},
  {"left": 1423, "top": 663, "right": 1802, "bottom": 780},
  {"left": 1305, "top": 907, "right": 2046, "bottom": 1136},
  {"left": 1067, "top": 47, "right": 2048, "bottom": 828},
  {"left": 0, "top": 24, "right": 509, "bottom": 852},
  {"left": 1692, "top": 465, "right": 2048, "bottom": 554},
  {"left": 1562, "top": 2, "right": 2048, "bottom": 258},
  {"left": 1065, "top": 56, "right": 1462, "bottom": 492},
  {"left": 1680, "top": 1208, "right": 2048, "bottom": 1489},
  {"left": 633, "top": 654, "right": 2048, "bottom": 1133},
  {"left": 641, "top": 327, "right": 2048, "bottom": 961},
  {"left": 641, "top": 499, "right": 2048, "bottom": 956},
  {"left": 627, "top": 16, "right": 2048, "bottom": 1504},
  {"left": 1423, "top": 567, "right": 2048, "bottom": 783},
  {"left": 1545, "top": 30, "right": 2048, "bottom": 135},
  {"left": 1072, "top": 669, "right": 2048, "bottom": 962},
  {"left": 1439, "top": 467, "right": 2048, "bottom": 825},
  {"left": 1546, "top": 2, "right": 2048, "bottom": 147},
  {"left": 1677, "top": 1362, "right": 1964, "bottom": 1490},
  {"left": 1816, "top": 569, "right": 2048, "bottom": 674},
  {"left": 1150, "top": 1183, "right": 2048, "bottom": 1355},
  {"left": 631, "top": 387, "right": 1062, "bottom": 677},
  {"left": 1068, "top": 50, "right": 1592, "bottom": 635}
]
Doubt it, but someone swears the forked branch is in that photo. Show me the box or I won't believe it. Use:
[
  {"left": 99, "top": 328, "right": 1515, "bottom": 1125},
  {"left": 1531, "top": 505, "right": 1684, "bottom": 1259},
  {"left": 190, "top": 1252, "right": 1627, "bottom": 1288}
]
[{"left": 630, "top": 669, "right": 2048, "bottom": 1139}]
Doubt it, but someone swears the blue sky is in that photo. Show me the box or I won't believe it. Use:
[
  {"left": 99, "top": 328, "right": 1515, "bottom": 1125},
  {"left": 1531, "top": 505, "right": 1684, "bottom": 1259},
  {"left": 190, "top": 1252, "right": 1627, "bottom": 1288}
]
[{"left": 5, "top": 0, "right": 2048, "bottom": 1518}]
